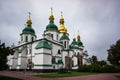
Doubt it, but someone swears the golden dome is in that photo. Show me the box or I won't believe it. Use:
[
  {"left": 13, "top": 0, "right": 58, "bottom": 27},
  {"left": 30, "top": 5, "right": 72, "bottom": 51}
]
[
  {"left": 58, "top": 12, "right": 67, "bottom": 33},
  {"left": 58, "top": 24, "right": 67, "bottom": 33},
  {"left": 27, "top": 12, "right": 32, "bottom": 25}
]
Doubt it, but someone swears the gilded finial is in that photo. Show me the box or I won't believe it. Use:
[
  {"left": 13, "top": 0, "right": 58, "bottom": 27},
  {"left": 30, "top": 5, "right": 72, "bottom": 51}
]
[
  {"left": 27, "top": 12, "right": 32, "bottom": 26},
  {"left": 77, "top": 30, "right": 80, "bottom": 40},
  {"left": 59, "top": 11, "right": 64, "bottom": 24},
  {"left": 49, "top": 7, "right": 54, "bottom": 22},
  {"left": 61, "top": 11, "right": 63, "bottom": 18},
  {"left": 50, "top": 7, "right": 53, "bottom": 15},
  {"left": 58, "top": 11, "right": 67, "bottom": 34}
]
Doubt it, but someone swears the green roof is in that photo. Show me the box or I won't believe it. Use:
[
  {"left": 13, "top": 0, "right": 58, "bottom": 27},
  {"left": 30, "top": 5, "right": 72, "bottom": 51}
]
[
  {"left": 46, "top": 22, "right": 58, "bottom": 31},
  {"left": 77, "top": 39, "right": 83, "bottom": 46},
  {"left": 18, "top": 45, "right": 26, "bottom": 53},
  {"left": 22, "top": 25, "right": 35, "bottom": 35},
  {"left": 71, "top": 39, "right": 77, "bottom": 45},
  {"left": 60, "top": 34, "right": 69, "bottom": 40},
  {"left": 69, "top": 45, "right": 79, "bottom": 49},
  {"left": 35, "top": 40, "right": 52, "bottom": 49},
  {"left": 56, "top": 60, "right": 63, "bottom": 64}
]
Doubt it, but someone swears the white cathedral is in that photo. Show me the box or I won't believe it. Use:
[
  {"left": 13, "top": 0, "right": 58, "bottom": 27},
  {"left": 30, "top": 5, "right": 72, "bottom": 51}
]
[{"left": 7, "top": 9, "right": 89, "bottom": 72}]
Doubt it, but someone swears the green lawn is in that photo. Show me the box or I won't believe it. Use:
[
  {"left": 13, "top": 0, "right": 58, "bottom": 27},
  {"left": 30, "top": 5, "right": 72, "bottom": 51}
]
[
  {"left": 36, "top": 72, "right": 98, "bottom": 78},
  {"left": 0, "top": 75, "right": 22, "bottom": 80}
]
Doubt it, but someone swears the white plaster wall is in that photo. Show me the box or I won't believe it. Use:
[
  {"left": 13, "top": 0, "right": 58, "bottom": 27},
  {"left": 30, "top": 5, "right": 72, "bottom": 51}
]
[
  {"left": 11, "top": 51, "right": 18, "bottom": 69},
  {"left": 20, "top": 48, "right": 27, "bottom": 69},
  {"left": 51, "top": 43, "right": 62, "bottom": 56},
  {"left": 34, "top": 54, "right": 43, "bottom": 65},
  {"left": 45, "top": 31, "right": 59, "bottom": 41},
  {"left": 17, "top": 53, "right": 21, "bottom": 66}
]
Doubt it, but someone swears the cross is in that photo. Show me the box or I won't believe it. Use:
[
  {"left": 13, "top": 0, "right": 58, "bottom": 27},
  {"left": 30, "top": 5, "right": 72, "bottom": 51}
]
[
  {"left": 78, "top": 30, "right": 79, "bottom": 34},
  {"left": 61, "top": 11, "right": 63, "bottom": 17},
  {"left": 28, "top": 12, "right": 31, "bottom": 18},
  {"left": 50, "top": 7, "right": 53, "bottom": 14}
]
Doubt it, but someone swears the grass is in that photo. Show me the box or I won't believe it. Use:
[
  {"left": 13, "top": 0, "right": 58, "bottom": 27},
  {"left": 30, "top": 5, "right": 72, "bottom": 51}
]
[
  {"left": 0, "top": 75, "right": 22, "bottom": 80},
  {"left": 36, "top": 72, "right": 98, "bottom": 78}
]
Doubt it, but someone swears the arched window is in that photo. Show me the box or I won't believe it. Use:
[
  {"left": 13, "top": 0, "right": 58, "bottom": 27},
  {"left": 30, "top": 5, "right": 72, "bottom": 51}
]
[
  {"left": 26, "top": 36, "right": 28, "bottom": 42},
  {"left": 32, "top": 37, "right": 34, "bottom": 42},
  {"left": 64, "top": 41, "right": 66, "bottom": 48},
  {"left": 56, "top": 34, "right": 58, "bottom": 40}
]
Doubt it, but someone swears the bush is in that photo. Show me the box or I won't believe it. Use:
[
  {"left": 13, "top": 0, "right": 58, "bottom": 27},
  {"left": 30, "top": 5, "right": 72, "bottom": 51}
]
[
  {"left": 77, "top": 65, "right": 91, "bottom": 72},
  {"left": 102, "top": 65, "right": 120, "bottom": 73},
  {"left": 90, "top": 64, "right": 102, "bottom": 72},
  {"left": 77, "top": 64, "right": 120, "bottom": 73},
  {"left": 58, "top": 68, "right": 68, "bottom": 73}
]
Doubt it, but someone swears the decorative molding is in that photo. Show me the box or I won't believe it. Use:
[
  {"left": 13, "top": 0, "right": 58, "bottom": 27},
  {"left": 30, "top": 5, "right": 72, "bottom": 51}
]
[
  {"left": 53, "top": 56, "right": 62, "bottom": 58},
  {"left": 35, "top": 53, "right": 51, "bottom": 55}
]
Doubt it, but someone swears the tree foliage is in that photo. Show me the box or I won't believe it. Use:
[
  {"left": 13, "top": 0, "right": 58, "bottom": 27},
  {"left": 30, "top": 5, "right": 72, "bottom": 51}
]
[
  {"left": 107, "top": 39, "right": 120, "bottom": 66},
  {"left": 88, "top": 55, "right": 98, "bottom": 64},
  {"left": 0, "top": 41, "right": 14, "bottom": 70}
]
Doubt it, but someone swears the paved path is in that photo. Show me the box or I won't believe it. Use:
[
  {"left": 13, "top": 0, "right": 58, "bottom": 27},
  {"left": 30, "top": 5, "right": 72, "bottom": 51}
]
[{"left": 0, "top": 71, "right": 120, "bottom": 80}]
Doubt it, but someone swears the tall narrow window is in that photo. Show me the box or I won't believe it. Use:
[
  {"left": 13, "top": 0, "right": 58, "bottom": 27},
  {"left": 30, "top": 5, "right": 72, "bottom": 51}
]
[
  {"left": 51, "top": 34, "right": 53, "bottom": 40},
  {"left": 21, "top": 36, "right": 23, "bottom": 41},
  {"left": 64, "top": 41, "right": 66, "bottom": 48},
  {"left": 26, "top": 36, "right": 28, "bottom": 42},
  {"left": 32, "top": 37, "right": 34, "bottom": 42},
  {"left": 29, "top": 49, "right": 31, "bottom": 54},
  {"left": 56, "top": 34, "right": 58, "bottom": 40}
]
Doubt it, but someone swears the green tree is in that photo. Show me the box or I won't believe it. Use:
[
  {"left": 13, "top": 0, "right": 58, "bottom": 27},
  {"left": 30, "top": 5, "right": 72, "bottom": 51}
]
[
  {"left": 0, "top": 41, "right": 14, "bottom": 70},
  {"left": 107, "top": 39, "right": 120, "bottom": 66},
  {"left": 97, "top": 60, "right": 107, "bottom": 66},
  {"left": 89, "top": 55, "right": 98, "bottom": 64}
]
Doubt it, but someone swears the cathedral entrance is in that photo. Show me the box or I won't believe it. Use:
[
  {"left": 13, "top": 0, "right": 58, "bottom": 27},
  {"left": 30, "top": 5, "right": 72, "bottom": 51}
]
[
  {"left": 65, "top": 56, "right": 72, "bottom": 69},
  {"left": 77, "top": 52, "right": 83, "bottom": 66}
]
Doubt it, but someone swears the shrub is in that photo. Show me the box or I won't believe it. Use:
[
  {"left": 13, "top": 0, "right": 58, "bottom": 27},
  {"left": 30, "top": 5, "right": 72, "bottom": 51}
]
[
  {"left": 77, "top": 64, "right": 120, "bottom": 73},
  {"left": 90, "top": 64, "right": 102, "bottom": 72},
  {"left": 58, "top": 68, "right": 68, "bottom": 73},
  {"left": 102, "top": 65, "right": 120, "bottom": 73},
  {"left": 77, "top": 65, "right": 91, "bottom": 72}
]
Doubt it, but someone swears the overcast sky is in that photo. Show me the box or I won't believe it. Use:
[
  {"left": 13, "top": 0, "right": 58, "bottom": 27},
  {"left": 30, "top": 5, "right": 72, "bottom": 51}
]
[{"left": 0, "top": 0, "right": 120, "bottom": 60}]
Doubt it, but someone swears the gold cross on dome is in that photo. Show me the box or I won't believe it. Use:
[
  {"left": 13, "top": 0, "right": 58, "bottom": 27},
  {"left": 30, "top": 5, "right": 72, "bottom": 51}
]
[
  {"left": 28, "top": 12, "right": 31, "bottom": 18},
  {"left": 61, "top": 11, "right": 63, "bottom": 17},
  {"left": 50, "top": 7, "right": 53, "bottom": 14}
]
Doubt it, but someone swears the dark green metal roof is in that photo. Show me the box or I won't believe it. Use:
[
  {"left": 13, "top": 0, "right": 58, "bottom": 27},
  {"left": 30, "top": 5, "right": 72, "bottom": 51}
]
[
  {"left": 60, "top": 34, "right": 69, "bottom": 40},
  {"left": 35, "top": 40, "right": 52, "bottom": 49},
  {"left": 46, "top": 22, "right": 58, "bottom": 31},
  {"left": 77, "top": 39, "right": 83, "bottom": 46},
  {"left": 22, "top": 25, "right": 35, "bottom": 35},
  {"left": 18, "top": 45, "right": 27, "bottom": 53}
]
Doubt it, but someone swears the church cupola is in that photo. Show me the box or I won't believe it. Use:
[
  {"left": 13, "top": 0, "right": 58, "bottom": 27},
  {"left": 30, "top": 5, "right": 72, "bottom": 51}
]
[
  {"left": 44, "top": 8, "right": 59, "bottom": 41},
  {"left": 20, "top": 12, "right": 36, "bottom": 44},
  {"left": 46, "top": 8, "right": 58, "bottom": 31},
  {"left": 58, "top": 12, "right": 67, "bottom": 34},
  {"left": 60, "top": 33, "right": 69, "bottom": 49},
  {"left": 77, "top": 31, "right": 83, "bottom": 47}
]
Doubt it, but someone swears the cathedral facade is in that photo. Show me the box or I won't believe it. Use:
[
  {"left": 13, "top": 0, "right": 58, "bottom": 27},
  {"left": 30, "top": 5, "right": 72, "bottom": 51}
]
[{"left": 7, "top": 9, "right": 89, "bottom": 72}]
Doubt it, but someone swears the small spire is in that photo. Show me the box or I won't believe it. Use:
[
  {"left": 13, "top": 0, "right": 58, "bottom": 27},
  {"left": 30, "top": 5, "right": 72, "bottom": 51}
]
[
  {"left": 49, "top": 7, "right": 54, "bottom": 23},
  {"left": 61, "top": 11, "right": 63, "bottom": 18},
  {"left": 50, "top": 7, "right": 53, "bottom": 15},
  {"left": 59, "top": 11, "right": 64, "bottom": 24},
  {"left": 77, "top": 30, "right": 80, "bottom": 40},
  {"left": 27, "top": 12, "right": 32, "bottom": 26}
]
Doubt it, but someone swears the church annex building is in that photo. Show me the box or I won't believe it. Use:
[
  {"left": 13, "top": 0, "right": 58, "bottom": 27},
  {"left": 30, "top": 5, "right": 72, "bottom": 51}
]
[{"left": 7, "top": 9, "right": 89, "bottom": 72}]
